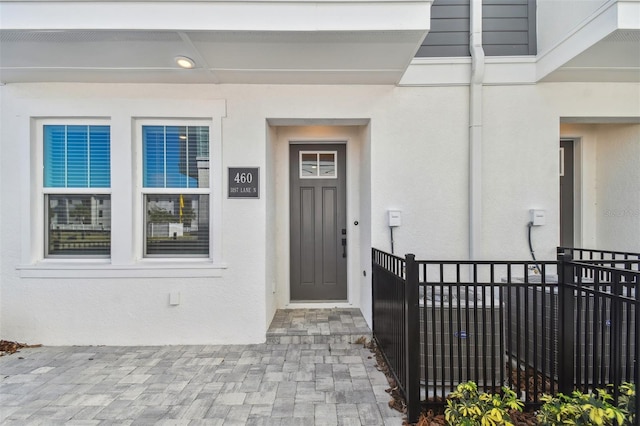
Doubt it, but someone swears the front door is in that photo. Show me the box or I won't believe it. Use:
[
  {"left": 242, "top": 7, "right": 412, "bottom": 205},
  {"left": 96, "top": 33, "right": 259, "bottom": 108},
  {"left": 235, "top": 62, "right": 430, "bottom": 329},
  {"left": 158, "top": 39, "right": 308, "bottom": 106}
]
[
  {"left": 290, "top": 144, "right": 347, "bottom": 301},
  {"left": 560, "top": 140, "right": 574, "bottom": 247}
]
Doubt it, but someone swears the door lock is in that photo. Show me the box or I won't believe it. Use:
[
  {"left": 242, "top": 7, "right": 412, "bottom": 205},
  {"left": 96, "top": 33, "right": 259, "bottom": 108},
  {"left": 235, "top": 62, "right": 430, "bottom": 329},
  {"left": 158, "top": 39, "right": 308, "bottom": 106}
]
[{"left": 342, "top": 237, "right": 347, "bottom": 258}]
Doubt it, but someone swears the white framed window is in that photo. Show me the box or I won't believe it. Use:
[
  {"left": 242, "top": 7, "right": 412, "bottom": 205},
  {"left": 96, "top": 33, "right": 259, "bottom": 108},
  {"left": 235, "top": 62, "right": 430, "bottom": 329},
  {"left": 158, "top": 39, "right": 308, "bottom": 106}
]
[
  {"left": 299, "top": 151, "right": 337, "bottom": 179},
  {"left": 42, "top": 123, "right": 111, "bottom": 258},
  {"left": 19, "top": 100, "right": 225, "bottom": 278},
  {"left": 139, "top": 122, "right": 211, "bottom": 258}
]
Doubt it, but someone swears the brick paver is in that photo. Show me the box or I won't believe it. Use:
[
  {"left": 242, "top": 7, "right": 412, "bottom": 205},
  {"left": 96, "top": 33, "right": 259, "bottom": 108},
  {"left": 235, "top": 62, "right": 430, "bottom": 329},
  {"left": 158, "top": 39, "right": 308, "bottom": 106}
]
[{"left": 1, "top": 309, "right": 403, "bottom": 425}]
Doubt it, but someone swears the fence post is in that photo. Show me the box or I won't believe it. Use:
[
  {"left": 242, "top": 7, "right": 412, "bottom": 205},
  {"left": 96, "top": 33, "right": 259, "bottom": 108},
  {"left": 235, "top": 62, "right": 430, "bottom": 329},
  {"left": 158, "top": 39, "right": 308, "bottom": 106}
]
[
  {"left": 609, "top": 270, "right": 622, "bottom": 402},
  {"left": 636, "top": 272, "right": 640, "bottom": 419},
  {"left": 405, "top": 254, "right": 420, "bottom": 424},
  {"left": 557, "top": 250, "right": 575, "bottom": 394}
]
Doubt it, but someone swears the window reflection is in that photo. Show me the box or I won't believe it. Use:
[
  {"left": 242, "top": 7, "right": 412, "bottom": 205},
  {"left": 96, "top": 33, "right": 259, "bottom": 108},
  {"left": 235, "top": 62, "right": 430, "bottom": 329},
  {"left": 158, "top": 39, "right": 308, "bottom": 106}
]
[
  {"left": 145, "top": 194, "right": 209, "bottom": 256},
  {"left": 319, "top": 153, "right": 335, "bottom": 176},
  {"left": 300, "top": 151, "right": 337, "bottom": 178},
  {"left": 47, "top": 194, "right": 111, "bottom": 256},
  {"left": 301, "top": 153, "right": 317, "bottom": 176}
]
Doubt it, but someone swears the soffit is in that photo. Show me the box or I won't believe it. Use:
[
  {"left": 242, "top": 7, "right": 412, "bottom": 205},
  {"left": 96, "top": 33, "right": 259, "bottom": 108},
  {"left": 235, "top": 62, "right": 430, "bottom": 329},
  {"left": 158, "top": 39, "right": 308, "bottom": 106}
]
[
  {"left": 539, "top": 1, "right": 640, "bottom": 83},
  {"left": 0, "top": 1, "right": 432, "bottom": 85}
]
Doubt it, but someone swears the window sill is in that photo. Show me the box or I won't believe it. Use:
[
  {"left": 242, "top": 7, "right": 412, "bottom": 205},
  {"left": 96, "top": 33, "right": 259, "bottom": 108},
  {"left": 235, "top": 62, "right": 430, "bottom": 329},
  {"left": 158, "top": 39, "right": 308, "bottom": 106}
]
[{"left": 17, "top": 260, "right": 227, "bottom": 279}]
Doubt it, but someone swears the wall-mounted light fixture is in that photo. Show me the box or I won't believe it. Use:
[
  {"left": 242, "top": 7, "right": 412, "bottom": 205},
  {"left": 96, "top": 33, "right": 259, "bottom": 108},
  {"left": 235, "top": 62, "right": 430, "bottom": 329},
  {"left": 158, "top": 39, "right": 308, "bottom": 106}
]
[{"left": 175, "top": 56, "right": 195, "bottom": 69}]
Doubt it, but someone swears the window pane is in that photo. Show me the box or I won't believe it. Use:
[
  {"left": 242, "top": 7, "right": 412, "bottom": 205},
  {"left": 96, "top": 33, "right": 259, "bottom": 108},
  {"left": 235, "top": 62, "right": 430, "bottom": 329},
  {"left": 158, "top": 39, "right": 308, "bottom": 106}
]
[
  {"left": 44, "top": 125, "right": 66, "bottom": 187},
  {"left": 66, "top": 126, "right": 88, "bottom": 187},
  {"left": 89, "top": 125, "right": 111, "bottom": 187},
  {"left": 165, "top": 126, "right": 189, "bottom": 188},
  {"left": 193, "top": 126, "right": 209, "bottom": 158},
  {"left": 44, "top": 125, "right": 110, "bottom": 188},
  {"left": 47, "top": 194, "right": 111, "bottom": 256},
  {"left": 143, "top": 125, "right": 209, "bottom": 189},
  {"left": 145, "top": 194, "right": 209, "bottom": 256},
  {"left": 301, "top": 153, "right": 316, "bottom": 176},
  {"left": 143, "top": 125, "right": 166, "bottom": 188},
  {"left": 192, "top": 126, "right": 210, "bottom": 187},
  {"left": 319, "top": 153, "right": 336, "bottom": 177}
]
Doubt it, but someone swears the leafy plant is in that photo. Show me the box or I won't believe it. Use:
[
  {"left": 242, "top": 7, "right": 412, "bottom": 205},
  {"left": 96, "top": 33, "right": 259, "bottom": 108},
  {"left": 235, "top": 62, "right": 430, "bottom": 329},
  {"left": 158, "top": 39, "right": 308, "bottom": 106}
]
[
  {"left": 615, "top": 382, "right": 635, "bottom": 426},
  {"left": 537, "top": 383, "right": 635, "bottom": 426},
  {"left": 444, "top": 381, "right": 524, "bottom": 426}
]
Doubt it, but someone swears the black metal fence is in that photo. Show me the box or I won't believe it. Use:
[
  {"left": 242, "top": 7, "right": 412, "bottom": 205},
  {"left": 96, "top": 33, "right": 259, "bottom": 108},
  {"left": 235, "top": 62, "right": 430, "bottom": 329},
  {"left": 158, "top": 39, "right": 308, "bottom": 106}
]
[
  {"left": 371, "top": 247, "right": 639, "bottom": 424},
  {"left": 561, "top": 246, "right": 640, "bottom": 264}
]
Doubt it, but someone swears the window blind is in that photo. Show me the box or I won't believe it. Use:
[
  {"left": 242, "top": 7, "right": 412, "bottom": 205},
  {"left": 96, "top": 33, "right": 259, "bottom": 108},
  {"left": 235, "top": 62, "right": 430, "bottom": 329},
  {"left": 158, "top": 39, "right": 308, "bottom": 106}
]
[{"left": 44, "top": 125, "right": 111, "bottom": 188}]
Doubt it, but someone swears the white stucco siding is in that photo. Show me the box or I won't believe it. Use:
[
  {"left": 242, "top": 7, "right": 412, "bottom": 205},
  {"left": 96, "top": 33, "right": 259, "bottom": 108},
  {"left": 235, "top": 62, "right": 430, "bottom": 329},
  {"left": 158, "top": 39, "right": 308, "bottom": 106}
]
[
  {"left": 555, "top": 83, "right": 640, "bottom": 254},
  {"left": 265, "top": 124, "right": 278, "bottom": 328},
  {"left": 482, "top": 85, "right": 560, "bottom": 261},
  {"left": 0, "top": 278, "right": 262, "bottom": 346},
  {"left": 0, "top": 84, "right": 268, "bottom": 346},
  {"left": 559, "top": 122, "right": 599, "bottom": 249},
  {"left": 596, "top": 124, "right": 640, "bottom": 251},
  {"left": 482, "top": 83, "right": 640, "bottom": 261},
  {"left": 268, "top": 124, "right": 368, "bottom": 310},
  {"left": 369, "top": 86, "right": 470, "bottom": 260},
  {"left": 1, "top": 81, "right": 639, "bottom": 344}
]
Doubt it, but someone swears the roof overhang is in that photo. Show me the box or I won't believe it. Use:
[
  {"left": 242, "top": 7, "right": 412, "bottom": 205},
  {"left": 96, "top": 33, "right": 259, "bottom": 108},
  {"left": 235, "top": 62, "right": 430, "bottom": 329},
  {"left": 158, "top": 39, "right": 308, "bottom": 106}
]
[
  {"left": 538, "top": 0, "right": 640, "bottom": 83},
  {"left": 0, "top": 0, "right": 433, "bottom": 85}
]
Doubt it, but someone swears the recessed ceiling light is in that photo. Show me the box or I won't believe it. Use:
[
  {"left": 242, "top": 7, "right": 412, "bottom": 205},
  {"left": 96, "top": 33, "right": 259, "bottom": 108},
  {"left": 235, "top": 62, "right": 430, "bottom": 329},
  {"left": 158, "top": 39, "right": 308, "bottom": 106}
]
[{"left": 175, "top": 56, "right": 195, "bottom": 69}]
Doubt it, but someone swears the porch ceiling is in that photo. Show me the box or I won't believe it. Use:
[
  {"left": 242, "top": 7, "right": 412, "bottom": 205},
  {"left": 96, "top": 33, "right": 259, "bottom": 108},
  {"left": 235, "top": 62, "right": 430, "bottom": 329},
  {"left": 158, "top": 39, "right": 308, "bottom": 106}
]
[
  {"left": 542, "top": 29, "right": 640, "bottom": 82},
  {"left": 0, "top": 0, "right": 432, "bottom": 85},
  {"left": 538, "top": 1, "right": 640, "bottom": 83}
]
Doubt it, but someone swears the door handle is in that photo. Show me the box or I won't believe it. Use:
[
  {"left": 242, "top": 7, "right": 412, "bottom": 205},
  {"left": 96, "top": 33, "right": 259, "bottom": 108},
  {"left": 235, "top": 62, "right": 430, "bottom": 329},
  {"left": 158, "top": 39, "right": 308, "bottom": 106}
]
[{"left": 342, "top": 238, "right": 347, "bottom": 258}]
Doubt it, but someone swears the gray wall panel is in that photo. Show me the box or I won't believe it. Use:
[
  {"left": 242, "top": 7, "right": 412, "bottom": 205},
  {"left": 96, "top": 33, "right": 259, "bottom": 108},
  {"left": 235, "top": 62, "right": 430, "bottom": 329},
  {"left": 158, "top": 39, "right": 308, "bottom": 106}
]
[
  {"left": 423, "top": 32, "right": 471, "bottom": 46},
  {"left": 418, "top": 0, "right": 471, "bottom": 57},
  {"left": 484, "top": 32, "right": 529, "bottom": 45},
  {"left": 415, "top": 45, "right": 471, "bottom": 57},
  {"left": 483, "top": 0, "right": 536, "bottom": 55},
  {"left": 483, "top": 5, "right": 528, "bottom": 18},
  {"left": 484, "top": 0, "right": 528, "bottom": 3},
  {"left": 431, "top": 5, "right": 472, "bottom": 18},
  {"left": 483, "top": 18, "right": 528, "bottom": 31},
  {"left": 430, "top": 18, "right": 470, "bottom": 32},
  {"left": 416, "top": 0, "right": 536, "bottom": 58}
]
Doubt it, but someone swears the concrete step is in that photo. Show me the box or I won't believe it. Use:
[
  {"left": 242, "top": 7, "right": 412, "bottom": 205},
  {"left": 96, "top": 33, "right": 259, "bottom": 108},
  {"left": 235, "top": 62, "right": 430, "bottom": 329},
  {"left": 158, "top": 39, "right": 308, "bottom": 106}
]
[{"left": 266, "top": 308, "right": 372, "bottom": 345}]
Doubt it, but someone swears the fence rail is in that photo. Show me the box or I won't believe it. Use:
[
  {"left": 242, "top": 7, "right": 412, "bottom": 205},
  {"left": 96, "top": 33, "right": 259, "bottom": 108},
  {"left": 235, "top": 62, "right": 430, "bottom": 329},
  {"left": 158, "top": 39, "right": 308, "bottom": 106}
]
[
  {"left": 372, "top": 248, "right": 639, "bottom": 424},
  {"left": 560, "top": 246, "right": 640, "bottom": 263}
]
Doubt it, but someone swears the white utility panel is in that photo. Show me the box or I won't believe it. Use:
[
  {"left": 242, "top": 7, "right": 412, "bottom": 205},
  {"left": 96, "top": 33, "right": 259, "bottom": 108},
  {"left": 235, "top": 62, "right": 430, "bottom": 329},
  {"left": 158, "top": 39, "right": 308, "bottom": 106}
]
[
  {"left": 388, "top": 210, "right": 402, "bottom": 227},
  {"left": 530, "top": 209, "right": 546, "bottom": 226}
]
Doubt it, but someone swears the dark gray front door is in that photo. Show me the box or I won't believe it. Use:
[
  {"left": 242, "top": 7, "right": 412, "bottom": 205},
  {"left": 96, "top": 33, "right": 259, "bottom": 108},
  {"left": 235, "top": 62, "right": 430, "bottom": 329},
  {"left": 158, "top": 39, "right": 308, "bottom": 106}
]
[
  {"left": 290, "top": 144, "right": 347, "bottom": 301},
  {"left": 560, "top": 140, "right": 574, "bottom": 247}
]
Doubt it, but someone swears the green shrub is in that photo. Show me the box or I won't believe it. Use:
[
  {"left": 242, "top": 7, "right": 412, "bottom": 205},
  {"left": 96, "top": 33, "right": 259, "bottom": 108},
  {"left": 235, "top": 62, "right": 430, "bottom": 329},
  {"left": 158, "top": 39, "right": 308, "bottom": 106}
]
[
  {"left": 537, "top": 383, "right": 635, "bottom": 426},
  {"left": 444, "top": 381, "right": 524, "bottom": 426},
  {"left": 616, "top": 382, "right": 636, "bottom": 426}
]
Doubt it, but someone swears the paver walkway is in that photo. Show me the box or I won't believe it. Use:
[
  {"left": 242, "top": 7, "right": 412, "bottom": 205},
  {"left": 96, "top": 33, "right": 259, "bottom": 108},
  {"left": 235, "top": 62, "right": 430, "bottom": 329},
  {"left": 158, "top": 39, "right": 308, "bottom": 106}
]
[{"left": 0, "top": 309, "right": 404, "bottom": 425}]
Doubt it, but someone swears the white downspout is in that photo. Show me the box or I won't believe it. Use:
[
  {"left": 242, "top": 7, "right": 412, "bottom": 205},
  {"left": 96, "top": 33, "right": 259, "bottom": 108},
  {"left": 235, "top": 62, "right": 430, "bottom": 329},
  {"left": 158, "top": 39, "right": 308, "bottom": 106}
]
[{"left": 469, "top": 0, "right": 485, "bottom": 260}]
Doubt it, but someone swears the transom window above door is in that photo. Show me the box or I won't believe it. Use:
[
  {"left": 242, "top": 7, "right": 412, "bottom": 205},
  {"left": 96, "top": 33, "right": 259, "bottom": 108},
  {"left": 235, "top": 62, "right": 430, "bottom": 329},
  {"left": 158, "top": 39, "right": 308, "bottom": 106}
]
[{"left": 299, "top": 151, "right": 337, "bottom": 179}]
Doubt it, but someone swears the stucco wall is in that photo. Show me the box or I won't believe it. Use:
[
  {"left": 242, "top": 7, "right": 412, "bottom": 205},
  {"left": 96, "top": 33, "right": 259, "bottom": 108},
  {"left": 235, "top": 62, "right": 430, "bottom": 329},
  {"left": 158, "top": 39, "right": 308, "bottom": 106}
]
[
  {"left": 560, "top": 122, "right": 599, "bottom": 249},
  {"left": 560, "top": 124, "right": 640, "bottom": 253},
  {"left": 1, "top": 81, "right": 639, "bottom": 345},
  {"left": 269, "top": 124, "right": 368, "bottom": 310},
  {"left": 369, "top": 86, "right": 470, "bottom": 259},
  {"left": 482, "top": 84, "right": 559, "bottom": 261},
  {"left": 596, "top": 124, "right": 640, "bottom": 251}
]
